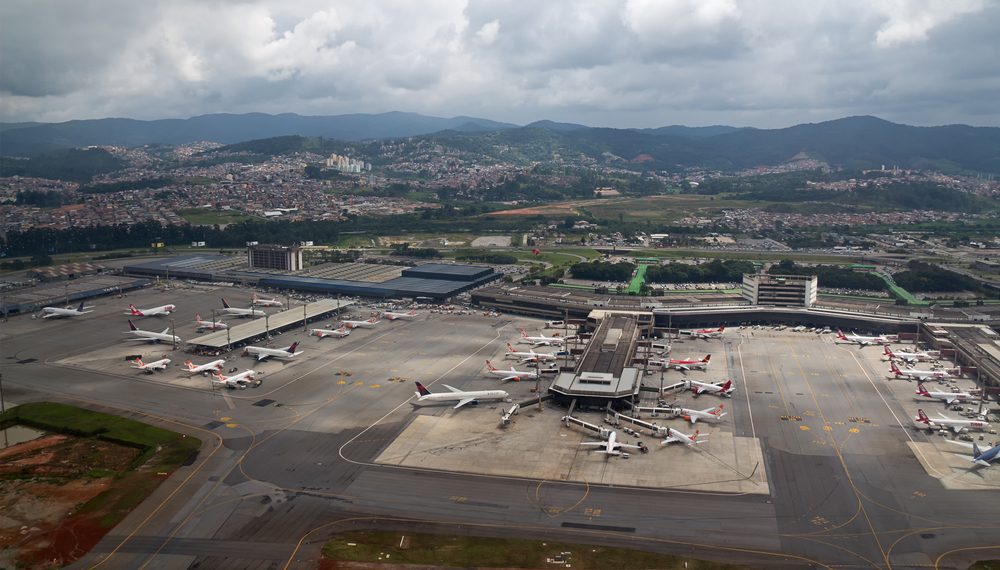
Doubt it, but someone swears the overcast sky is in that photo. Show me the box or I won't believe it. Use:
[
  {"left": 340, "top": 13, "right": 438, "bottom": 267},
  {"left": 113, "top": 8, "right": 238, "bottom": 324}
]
[{"left": 2, "top": 0, "right": 998, "bottom": 128}]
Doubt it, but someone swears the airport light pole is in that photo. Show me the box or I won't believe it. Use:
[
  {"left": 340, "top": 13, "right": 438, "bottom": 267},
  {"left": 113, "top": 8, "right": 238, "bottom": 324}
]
[
  {"left": 170, "top": 318, "right": 177, "bottom": 349},
  {"left": 0, "top": 372, "right": 5, "bottom": 414},
  {"left": 265, "top": 313, "right": 270, "bottom": 342},
  {"left": 303, "top": 303, "right": 307, "bottom": 332}
]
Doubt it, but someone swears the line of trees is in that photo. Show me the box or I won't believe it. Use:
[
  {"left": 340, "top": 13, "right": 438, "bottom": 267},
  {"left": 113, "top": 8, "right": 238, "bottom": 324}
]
[
  {"left": 645, "top": 259, "right": 756, "bottom": 283},
  {"left": 893, "top": 260, "right": 982, "bottom": 292},
  {"left": 455, "top": 250, "right": 518, "bottom": 264},
  {"left": 569, "top": 260, "right": 636, "bottom": 281},
  {"left": 768, "top": 260, "right": 887, "bottom": 290}
]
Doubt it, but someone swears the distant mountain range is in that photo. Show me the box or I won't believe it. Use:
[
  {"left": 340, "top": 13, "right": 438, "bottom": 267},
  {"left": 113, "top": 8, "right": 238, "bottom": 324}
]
[{"left": 2, "top": 112, "right": 1000, "bottom": 174}]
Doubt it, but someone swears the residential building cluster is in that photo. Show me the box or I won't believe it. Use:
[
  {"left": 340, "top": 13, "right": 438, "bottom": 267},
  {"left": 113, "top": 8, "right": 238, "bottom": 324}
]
[{"left": 325, "top": 153, "right": 370, "bottom": 173}]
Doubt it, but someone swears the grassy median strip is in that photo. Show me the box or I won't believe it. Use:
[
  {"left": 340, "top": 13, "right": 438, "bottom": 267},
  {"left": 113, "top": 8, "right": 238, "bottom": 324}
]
[{"left": 323, "top": 531, "right": 746, "bottom": 569}]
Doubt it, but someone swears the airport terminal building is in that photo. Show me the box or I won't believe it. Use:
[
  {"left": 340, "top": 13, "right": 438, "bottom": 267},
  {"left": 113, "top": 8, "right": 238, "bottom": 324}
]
[{"left": 124, "top": 255, "right": 501, "bottom": 300}]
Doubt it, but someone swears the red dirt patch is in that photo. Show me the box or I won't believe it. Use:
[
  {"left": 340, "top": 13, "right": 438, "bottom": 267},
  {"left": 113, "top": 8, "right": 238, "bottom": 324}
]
[{"left": 0, "top": 434, "right": 149, "bottom": 569}]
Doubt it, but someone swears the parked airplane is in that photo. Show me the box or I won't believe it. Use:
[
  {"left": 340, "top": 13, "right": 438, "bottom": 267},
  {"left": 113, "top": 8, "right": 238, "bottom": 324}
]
[
  {"left": 194, "top": 313, "right": 228, "bottom": 331},
  {"left": 484, "top": 360, "right": 538, "bottom": 382},
  {"left": 126, "top": 303, "right": 176, "bottom": 317},
  {"left": 668, "top": 354, "right": 711, "bottom": 371},
  {"left": 580, "top": 430, "right": 645, "bottom": 457},
  {"left": 39, "top": 301, "right": 94, "bottom": 319},
  {"left": 679, "top": 403, "right": 727, "bottom": 424},
  {"left": 883, "top": 346, "right": 940, "bottom": 364},
  {"left": 679, "top": 326, "right": 725, "bottom": 339},
  {"left": 915, "top": 381, "right": 974, "bottom": 405},
  {"left": 518, "top": 328, "right": 565, "bottom": 347},
  {"left": 947, "top": 440, "right": 1000, "bottom": 467},
  {"left": 890, "top": 361, "right": 956, "bottom": 382},
  {"left": 130, "top": 357, "right": 171, "bottom": 373},
  {"left": 661, "top": 427, "right": 707, "bottom": 448},
  {"left": 219, "top": 298, "right": 266, "bottom": 318},
  {"left": 915, "top": 409, "right": 990, "bottom": 433},
  {"left": 687, "top": 378, "right": 735, "bottom": 398},
  {"left": 499, "top": 403, "right": 520, "bottom": 427},
  {"left": 384, "top": 310, "right": 417, "bottom": 320},
  {"left": 244, "top": 341, "right": 303, "bottom": 361},
  {"left": 183, "top": 358, "right": 225, "bottom": 376},
  {"left": 504, "top": 343, "right": 558, "bottom": 364},
  {"left": 251, "top": 293, "right": 283, "bottom": 308},
  {"left": 342, "top": 315, "right": 380, "bottom": 329},
  {"left": 211, "top": 369, "right": 259, "bottom": 389},
  {"left": 310, "top": 325, "right": 351, "bottom": 339},
  {"left": 123, "top": 319, "right": 183, "bottom": 344},
  {"left": 836, "top": 329, "right": 891, "bottom": 347},
  {"left": 411, "top": 381, "right": 508, "bottom": 409}
]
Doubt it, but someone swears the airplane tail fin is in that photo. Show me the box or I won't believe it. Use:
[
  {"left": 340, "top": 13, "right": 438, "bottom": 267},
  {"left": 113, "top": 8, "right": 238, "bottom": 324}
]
[
  {"left": 703, "top": 354, "right": 711, "bottom": 363},
  {"left": 837, "top": 329, "right": 847, "bottom": 340},
  {"left": 195, "top": 313, "right": 202, "bottom": 322},
  {"left": 506, "top": 342, "right": 516, "bottom": 352},
  {"left": 485, "top": 360, "right": 496, "bottom": 371},
  {"left": 916, "top": 409, "right": 931, "bottom": 424},
  {"left": 288, "top": 342, "right": 299, "bottom": 354},
  {"left": 221, "top": 297, "right": 231, "bottom": 309},
  {"left": 718, "top": 326, "right": 725, "bottom": 332},
  {"left": 184, "top": 360, "right": 194, "bottom": 370},
  {"left": 916, "top": 381, "right": 929, "bottom": 395},
  {"left": 129, "top": 304, "right": 141, "bottom": 315},
  {"left": 712, "top": 404, "right": 724, "bottom": 416},
  {"left": 128, "top": 319, "right": 138, "bottom": 331},
  {"left": 415, "top": 381, "right": 431, "bottom": 396},
  {"left": 890, "top": 362, "right": 902, "bottom": 374},
  {"left": 519, "top": 328, "right": 528, "bottom": 338},
  {"left": 973, "top": 442, "right": 983, "bottom": 458},
  {"left": 883, "top": 345, "right": 893, "bottom": 357},
  {"left": 77, "top": 301, "right": 85, "bottom": 311},
  {"left": 721, "top": 379, "right": 732, "bottom": 393}
]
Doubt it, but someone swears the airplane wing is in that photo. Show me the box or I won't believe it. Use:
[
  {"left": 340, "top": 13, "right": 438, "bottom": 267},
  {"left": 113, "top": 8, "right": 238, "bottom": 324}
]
[
  {"left": 579, "top": 441, "right": 606, "bottom": 447},
  {"left": 943, "top": 395, "right": 957, "bottom": 404},
  {"left": 501, "top": 375, "right": 521, "bottom": 383},
  {"left": 688, "top": 415, "right": 699, "bottom": 424},
  {"left": 453, "top": 398, "right": 475, "bottom": 409},
  {"left": 692, "top": 385, "right": 705, "bottom": 395},
  {"left": 442, "top": 384, "right": 462, "bottom": 393},
  {"left": 256, "top": 353, "right": 270, "bottom": 361},
  {"left": 662, "top": 435, "right": 681, "bottom": 444}
]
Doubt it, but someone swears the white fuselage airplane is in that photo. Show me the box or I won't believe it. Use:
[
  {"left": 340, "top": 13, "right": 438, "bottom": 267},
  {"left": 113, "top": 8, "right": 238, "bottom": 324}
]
[
  {"left": 680, "top": 326, "right": 725, "bottom": 339},
  {"left": 126, "top": 303, "right": 176, "bottom": 317},
  {"left": 342, "top": 316, "right": 380, "bottom": 329},
  {"left": 484, "top": 360, "right": 538, "bottom": 382},
  {"left": 504, "top": 343, "right": 557, "bottom": 364},
  {"left": 40, "top": 301, "right": 94, "bottom": 319},
  {"left": 310, "top": 325, "right": 351, "bottom": 339},
  {"left": 384, "top": 310, "right": 417, "bottom": 320},
  {"left": 212, "top": 369, "right": 259, "bottom": 389},
  {"left": 687, "top": 378, "right": 735, "bottom": 398},
  {"left": 661, "top": 427, "right": 707, "bottom": 448},
  {"left": 883, "top": 346, "right": 939, "bottom": 364},
  {"left": 219, "top": 298, "right": 266, "bottom": 318},
  {"left": 915, "top": 409, "right": 990, "bottom": 433},
  {"left": 123, "top": 320, "right": 183, "bottom": 344},
  {"left": 244, "top": 341, "right": 303, "bottom": 361},
  {"left": 183, "top": 359, "right": 225, "bottom": 375},
  {"left": 518, "top": 328, "right": 565, "bottom": 347},
  {"left": 580, "top": 430, "right": 645, "bottom": 457},
  {"left": 194, "top": 313, "right": 228, "bottom": 331},
  {"left": 947, "top": 440, "right": 1000, "bottom": 467},
  {"left": 679, "top": 403, "right": 727, "bottom": 424},
  {"left": 130, "top": 357, "right": 171, "bottom": 373},
  {"left": 915, "top": 381, "right": 974, "bottom": 405},
  {"left": 890, "top": 362, "right": 956, "bottom": 382},
  {"left": 411, "top": 381, "right": 508, "bottom": 409},
  {"left": 251, "top": 293, "right": 283, "bottom": 308},
  {"left": 836, "top": 329, "right": 891, "bottom": 347},
  {"left": 668, "top": 354, "right": 711, "bottom": 371}
]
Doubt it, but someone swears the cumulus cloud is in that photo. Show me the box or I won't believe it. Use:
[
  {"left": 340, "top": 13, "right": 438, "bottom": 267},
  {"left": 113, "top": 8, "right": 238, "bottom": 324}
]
[{"left": 0, "top": 0, "right": 996, "bottom": 128}]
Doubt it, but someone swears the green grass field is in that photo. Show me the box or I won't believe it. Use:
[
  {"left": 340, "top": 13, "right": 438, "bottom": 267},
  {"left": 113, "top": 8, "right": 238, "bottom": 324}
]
[
  {"left": 578, "top": 195, "right": 760, "bottom": 224},
  {"left": 178, "top": 208, "right": 256, "bottom": 225},
  {"left": 323, "top": 531, "right": 747, "bottom": 569},
  {"left": 0, "top": 402, "right": 200, "bottom": 470}
]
